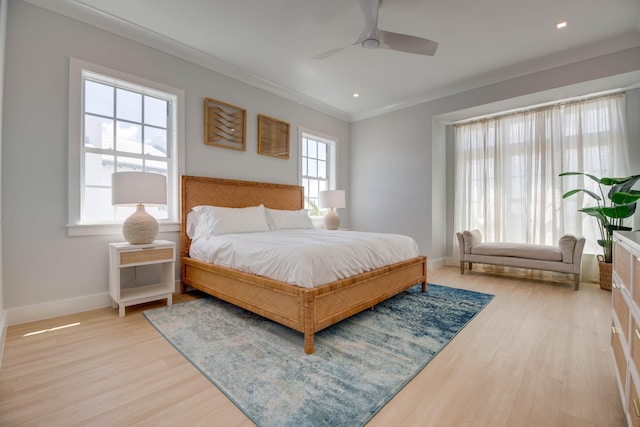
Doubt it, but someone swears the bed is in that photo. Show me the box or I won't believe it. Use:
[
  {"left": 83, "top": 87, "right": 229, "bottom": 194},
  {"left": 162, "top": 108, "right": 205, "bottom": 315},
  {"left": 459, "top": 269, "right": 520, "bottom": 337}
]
[{"left": 180, "top": 175, "right": 427, "bottom": 353}]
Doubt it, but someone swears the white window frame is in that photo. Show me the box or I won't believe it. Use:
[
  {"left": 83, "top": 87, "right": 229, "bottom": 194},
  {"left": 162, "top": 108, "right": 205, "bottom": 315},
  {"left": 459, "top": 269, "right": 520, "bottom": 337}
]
[
  {"left": 67, "top": 58, "right": 185, "bottom": 236},
  {"left": 299, "top": 127, "right": 338, "bottom": 217}
]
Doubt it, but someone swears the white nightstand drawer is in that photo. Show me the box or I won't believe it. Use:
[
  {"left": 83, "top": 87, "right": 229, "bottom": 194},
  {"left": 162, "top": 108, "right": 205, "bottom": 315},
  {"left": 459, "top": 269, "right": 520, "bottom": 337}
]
[{"left": 120, "top": 247, "right": 173, "bottom": 265}]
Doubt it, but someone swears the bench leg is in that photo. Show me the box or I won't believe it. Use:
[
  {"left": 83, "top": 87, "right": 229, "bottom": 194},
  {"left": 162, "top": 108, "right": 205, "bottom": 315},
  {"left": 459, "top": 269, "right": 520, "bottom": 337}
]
[
  {"left": 460, "top": 261, "right": 465, "bottom": 274},
  {"left": 573, "top": 274, "right": 580, "bottom": 291}
]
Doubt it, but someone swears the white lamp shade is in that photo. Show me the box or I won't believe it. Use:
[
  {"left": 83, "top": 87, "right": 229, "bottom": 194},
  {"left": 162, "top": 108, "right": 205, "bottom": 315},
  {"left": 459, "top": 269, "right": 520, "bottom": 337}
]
[
  {"left": 112, "top": 172, "right": 167, "bottom": 245},
  {"left": 319, "top": 190, "right": 346, "bottom": 209},
  {"left": 112, "top": 172, "right": 167, "bottom": 206}
]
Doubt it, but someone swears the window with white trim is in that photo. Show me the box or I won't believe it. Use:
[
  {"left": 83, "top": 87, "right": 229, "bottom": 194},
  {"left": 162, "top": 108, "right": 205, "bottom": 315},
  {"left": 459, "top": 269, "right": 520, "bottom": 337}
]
[
  {"left": 68, "top": 59, "right": 183, "bottom": 234},
  {"left": 453, "top": 92, "right": 629, "bottom": 252},
  {"left": 300, "top": 130, "right": 337, "bottom": 216}
]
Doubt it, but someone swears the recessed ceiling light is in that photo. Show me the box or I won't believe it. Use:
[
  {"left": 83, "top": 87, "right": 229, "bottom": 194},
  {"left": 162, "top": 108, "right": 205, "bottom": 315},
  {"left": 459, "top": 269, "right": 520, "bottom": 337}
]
[
  {"left": 556, "top": 20, "right": 569, "bottom": 29},
  {"left": 352, "top": 93, "right": 360, "bottom": 98}
]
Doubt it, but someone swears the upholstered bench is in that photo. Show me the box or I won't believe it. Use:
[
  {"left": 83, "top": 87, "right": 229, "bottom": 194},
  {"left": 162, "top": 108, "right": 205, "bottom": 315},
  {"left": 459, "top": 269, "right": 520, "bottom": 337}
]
[{"left": 456, "top": 230, "right": 585, "bottom": 290}]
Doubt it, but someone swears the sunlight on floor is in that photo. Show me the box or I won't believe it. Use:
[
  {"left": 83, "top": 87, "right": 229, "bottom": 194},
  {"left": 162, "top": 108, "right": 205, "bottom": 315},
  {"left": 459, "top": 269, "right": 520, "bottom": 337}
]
[{"left": 23, "top": 322, "right": 81, "bottom": 337}]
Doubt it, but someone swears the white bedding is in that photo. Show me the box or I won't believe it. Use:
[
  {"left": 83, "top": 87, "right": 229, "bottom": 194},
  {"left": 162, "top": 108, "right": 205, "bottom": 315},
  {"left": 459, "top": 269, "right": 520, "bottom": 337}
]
[{"left": 189, "top": 229, "right": 420, "bottom": 288}]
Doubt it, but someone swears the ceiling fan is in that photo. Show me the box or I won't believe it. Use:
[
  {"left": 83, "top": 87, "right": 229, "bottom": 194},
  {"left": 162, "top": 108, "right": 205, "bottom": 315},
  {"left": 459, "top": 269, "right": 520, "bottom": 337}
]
[{"left": 313, "top": 0, "right": 438, "bottom": 59}]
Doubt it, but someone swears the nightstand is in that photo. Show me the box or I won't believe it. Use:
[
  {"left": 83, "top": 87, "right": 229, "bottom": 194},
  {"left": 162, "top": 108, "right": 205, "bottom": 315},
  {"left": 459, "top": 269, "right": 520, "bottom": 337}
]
[{"left": 109, "top": 240, "right": 175, "bottom": 316}]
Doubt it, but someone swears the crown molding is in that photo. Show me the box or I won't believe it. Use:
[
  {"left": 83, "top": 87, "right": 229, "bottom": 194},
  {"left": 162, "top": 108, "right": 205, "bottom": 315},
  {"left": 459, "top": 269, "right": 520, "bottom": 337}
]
[{"left": 21, "top": 0, "right": 352, "bottom": 122}]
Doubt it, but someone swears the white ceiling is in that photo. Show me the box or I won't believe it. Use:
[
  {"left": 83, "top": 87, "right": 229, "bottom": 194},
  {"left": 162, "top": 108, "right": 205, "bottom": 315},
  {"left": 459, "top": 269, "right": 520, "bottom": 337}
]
[{"left": 23, "top": 0, "right": 640, "bottom": 122}]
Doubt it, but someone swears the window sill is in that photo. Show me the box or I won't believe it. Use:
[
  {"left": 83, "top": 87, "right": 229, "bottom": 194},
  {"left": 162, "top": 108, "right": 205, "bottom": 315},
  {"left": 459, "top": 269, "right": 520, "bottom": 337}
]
[{"left": 67, "top": 221, "right": 180, "bottom": 237}]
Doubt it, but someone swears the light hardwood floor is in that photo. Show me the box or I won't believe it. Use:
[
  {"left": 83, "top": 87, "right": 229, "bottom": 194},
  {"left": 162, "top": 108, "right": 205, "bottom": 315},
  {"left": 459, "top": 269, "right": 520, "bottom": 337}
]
[{"left": 0, "top": 267, "right": 626, "bottom": 426}]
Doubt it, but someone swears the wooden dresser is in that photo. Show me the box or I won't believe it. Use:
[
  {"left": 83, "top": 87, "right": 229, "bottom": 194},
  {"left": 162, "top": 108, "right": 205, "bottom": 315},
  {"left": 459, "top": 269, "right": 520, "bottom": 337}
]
[{"left": 612, "top": 231, "right": 640, "bottom": 426}]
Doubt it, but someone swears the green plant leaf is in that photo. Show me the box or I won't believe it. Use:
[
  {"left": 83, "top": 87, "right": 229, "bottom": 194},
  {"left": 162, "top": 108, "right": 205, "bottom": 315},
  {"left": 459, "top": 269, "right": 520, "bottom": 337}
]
[
  {"left": 579, "top": 209, "right": 611, "bottom": 239},
  {"left": 601, "top": 204, "right": 635, "bottom": 219},
  {"left": 608, "top": 175, "right": 640, "bottom": 199},
  {"left": 579, "top": 206, "right": 609, "bottom": 223},
  {"left": 599, "top": 177, "right": 617, "bottom": 185},
  {"left": 559, "top": 171, "right": 602, "bottom": 184},
  {"left": 562, "top": 188, "right": 601, "bottom": 201},
  {"left": 611, "top": 191, "right": 640, "bottom": 204}
]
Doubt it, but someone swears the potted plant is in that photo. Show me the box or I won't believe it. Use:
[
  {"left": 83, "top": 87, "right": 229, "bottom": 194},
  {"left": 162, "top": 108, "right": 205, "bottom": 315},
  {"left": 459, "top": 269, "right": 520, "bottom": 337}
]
[{"left": 560, "top": 172, "right": 640, "bottom": 290}]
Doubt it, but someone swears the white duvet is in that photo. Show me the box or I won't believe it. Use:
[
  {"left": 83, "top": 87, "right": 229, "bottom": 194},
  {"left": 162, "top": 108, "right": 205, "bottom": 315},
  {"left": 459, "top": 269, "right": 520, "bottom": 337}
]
[{"left": 189, "top": 229, "right": 420, "bottom": 288}]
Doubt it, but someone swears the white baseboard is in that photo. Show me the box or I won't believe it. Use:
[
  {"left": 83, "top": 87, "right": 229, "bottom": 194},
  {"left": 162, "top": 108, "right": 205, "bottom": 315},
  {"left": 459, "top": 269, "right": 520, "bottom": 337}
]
[
  {"left": 444, "top": 257, "right": 460, "bottom": 267},
  {"left": 5, "top": 292, "right": 113, "bottom": 326},
  {"left": 427, "top": 257, "right": 446, "bottom": 270},
  {"left": 6, "top": 280, "right": 182, "bottom": 326}
]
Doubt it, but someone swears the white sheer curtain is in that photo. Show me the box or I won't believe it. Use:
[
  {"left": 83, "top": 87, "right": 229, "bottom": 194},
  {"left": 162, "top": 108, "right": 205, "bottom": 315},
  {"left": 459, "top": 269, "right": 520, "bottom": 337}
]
[{"left": 453, "top": 93, "right": 630, "bottom": 280}]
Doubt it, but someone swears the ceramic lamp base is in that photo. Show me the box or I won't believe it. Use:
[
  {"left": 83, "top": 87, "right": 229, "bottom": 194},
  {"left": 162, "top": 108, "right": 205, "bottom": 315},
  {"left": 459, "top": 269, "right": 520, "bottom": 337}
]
[
  {"left": 122, "top": 204, "right": 159, "bottom": 245},
  {"left": 323, "top": 208, "right": 341, "bottom": 230}
]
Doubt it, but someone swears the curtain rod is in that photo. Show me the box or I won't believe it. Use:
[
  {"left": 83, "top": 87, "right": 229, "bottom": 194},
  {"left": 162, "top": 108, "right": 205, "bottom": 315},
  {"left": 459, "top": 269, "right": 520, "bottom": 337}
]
[{"left": 453, "top": 90, "right": 625, "bottom": 127}]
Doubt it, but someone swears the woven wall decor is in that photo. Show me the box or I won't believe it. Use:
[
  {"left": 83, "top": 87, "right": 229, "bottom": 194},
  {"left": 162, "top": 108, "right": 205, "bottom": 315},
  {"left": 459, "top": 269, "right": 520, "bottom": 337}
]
[
  {"left": 257, "top": 114, "right": 290, "bottom": 159},
  {"left": 204, "top": 97, "right": 246, "bottom": 151}
]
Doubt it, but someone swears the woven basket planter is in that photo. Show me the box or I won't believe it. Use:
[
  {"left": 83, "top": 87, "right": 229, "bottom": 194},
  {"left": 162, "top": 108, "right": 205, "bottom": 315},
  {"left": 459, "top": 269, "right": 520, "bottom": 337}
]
[{"left": 598, "top": 261, "right": 613, "bottom": 291}]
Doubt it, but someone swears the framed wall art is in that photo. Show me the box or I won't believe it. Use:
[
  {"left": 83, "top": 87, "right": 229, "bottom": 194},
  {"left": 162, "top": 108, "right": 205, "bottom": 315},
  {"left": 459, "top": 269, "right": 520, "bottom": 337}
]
[
  {"left": 204, "top": 97, "right": 246, "bottom": 151},
  {"left": 257, "top": 114, "right": 290, "bottom": 159}
]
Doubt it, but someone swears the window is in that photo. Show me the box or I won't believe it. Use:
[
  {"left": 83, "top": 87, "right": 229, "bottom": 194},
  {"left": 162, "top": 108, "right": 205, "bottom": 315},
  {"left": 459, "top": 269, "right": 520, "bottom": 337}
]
[
  {"left": 453, "top": 93, "right": 629, "bottom": 254},
  {"left": 300, "top": 130, "right": 337, "bottom": 216},
  {"left": 68, "top": 59, "right": 184, "bottom": 235}
]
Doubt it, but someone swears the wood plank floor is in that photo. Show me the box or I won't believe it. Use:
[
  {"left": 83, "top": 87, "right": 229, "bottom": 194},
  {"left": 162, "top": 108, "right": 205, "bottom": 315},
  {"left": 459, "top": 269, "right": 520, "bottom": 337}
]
[{"left": 0, "top": 267, "right": 626, "bottom": 426}]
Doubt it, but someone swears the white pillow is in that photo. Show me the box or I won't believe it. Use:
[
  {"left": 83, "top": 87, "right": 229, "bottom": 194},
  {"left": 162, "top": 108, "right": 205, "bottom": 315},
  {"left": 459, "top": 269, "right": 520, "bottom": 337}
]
[
  {"left": 265, "top": 208, "right": 314, "bottom": 230},
  {"left": 186, "top": 210, "right": 200, "bottom": 239},
  {"left": 191, "top": 204, "right": 270, "bottom": 237}
]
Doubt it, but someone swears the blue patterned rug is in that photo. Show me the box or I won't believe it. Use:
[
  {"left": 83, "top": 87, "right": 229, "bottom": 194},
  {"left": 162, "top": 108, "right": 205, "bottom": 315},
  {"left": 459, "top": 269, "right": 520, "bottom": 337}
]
[{"left": 144, "top": 284, "right": 493, "bottom": 426}]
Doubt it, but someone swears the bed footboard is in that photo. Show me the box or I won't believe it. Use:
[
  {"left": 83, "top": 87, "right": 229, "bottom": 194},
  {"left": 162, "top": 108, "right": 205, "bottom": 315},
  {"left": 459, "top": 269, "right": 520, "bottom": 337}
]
[{"left": 183, "top": 255, "right": 427, "bottom": 354}]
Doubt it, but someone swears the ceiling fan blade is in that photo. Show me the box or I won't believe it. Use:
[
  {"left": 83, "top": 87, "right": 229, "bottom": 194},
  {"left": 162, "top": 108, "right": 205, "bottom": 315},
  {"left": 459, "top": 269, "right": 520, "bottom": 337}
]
[
  {"left": 312, "top": 46, "right": 347, "bottom": 60},
  {"left": 357, "top": 0, "right": 380, "bottom": 41},
  {"left": 377, "top": 29, "right": 438, "bottom": 56},
  {"left": 312, "top": 42, "right": 362, "bottom": 60}
]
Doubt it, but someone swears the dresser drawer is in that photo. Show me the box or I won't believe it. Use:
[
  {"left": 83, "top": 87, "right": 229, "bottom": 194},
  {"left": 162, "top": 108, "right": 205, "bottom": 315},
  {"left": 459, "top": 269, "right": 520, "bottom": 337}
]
[
  {"left": 613, "top": 321, "right": 628, "bottom": 389},
  {"left": 615, "top": 242, "right": 631, "bottom": 293},
  {"left": 614, "top": 284, "right": 630, "bottom": 343},
  {"left": 629, "top": 375, "right": 640, "bottom": 427},
  {"left": 120, "top": 247, "right": 174, "bottom": 266},
  {"left": 633, "top": 320, "right": 640, "bottom": 381}
]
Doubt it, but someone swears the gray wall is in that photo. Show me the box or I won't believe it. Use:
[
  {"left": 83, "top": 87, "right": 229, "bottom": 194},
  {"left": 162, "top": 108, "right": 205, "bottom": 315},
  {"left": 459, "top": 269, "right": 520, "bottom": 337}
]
[
  {"left": 2, "top": 1, "right": 350, "bottom": 323},
  {"left": 0, "top": 0, "right": 7, "bottom": 351},
  {"left": 351, "top": 47, "right": 640, "bottom": 267},
  {"left": 626, "top": 89, "right": 640, "bottom": 230}
]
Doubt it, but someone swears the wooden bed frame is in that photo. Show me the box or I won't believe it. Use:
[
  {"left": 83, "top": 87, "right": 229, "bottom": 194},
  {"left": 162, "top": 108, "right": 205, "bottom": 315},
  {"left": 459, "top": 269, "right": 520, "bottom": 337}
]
[{"left": 180, "top": 175, "right": 427, "bottom": 354}]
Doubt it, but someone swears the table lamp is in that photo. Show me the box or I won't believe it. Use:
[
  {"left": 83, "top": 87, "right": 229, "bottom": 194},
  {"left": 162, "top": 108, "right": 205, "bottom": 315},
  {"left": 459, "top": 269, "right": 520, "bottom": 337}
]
[
  {"left": 319, "top": 190, "right": 345, "bottom": 230},
  {"left": 112, "top": 172, "right": 167, "bottom": 244}
]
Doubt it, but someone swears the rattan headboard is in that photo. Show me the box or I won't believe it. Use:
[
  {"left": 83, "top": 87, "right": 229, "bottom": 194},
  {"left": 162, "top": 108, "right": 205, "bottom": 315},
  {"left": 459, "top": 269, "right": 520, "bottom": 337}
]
[{"left": 180, "top": 175, "right": 304, "bottom": 259}]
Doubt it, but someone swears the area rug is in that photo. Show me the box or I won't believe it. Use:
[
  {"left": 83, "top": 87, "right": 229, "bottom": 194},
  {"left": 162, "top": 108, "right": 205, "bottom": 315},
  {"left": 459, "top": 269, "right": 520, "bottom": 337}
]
[{"left": 144, "top": 284, "right": 493, "bottom": 427}]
